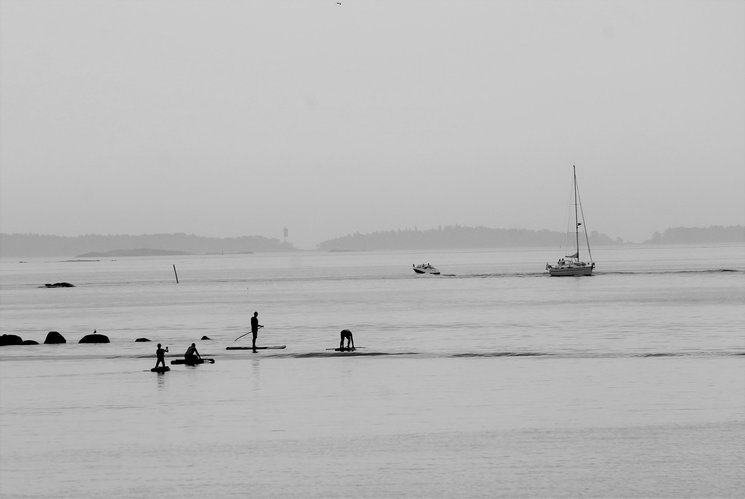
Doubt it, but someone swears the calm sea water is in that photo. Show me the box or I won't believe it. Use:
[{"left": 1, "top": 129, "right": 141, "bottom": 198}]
[{"left": 1, "top": 245, "right": 744, "bottom": 498}]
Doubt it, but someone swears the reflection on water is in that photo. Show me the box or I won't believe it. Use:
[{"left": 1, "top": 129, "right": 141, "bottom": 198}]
[{"left": 156, "top": 371, "right": 167, "bottom": 389}]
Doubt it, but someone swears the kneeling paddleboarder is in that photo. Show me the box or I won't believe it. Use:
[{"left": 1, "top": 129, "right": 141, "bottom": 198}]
[{"left": 184, "top": 343, "right": 201, "bottom": 363}]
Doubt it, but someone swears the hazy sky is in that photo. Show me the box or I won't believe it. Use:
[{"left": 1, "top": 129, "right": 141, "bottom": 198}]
[{"left": 1, "top": 0, "right": 743, "bottom": 249}]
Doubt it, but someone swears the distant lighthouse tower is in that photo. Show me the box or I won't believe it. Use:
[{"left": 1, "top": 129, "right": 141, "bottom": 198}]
[{"left": 283, "top": 227, "right": 288, "bottom": 243}]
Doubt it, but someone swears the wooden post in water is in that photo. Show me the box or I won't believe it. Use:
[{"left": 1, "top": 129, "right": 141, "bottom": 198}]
[{"left": 173, "top": 264, "right": 179, "bottom": 284}]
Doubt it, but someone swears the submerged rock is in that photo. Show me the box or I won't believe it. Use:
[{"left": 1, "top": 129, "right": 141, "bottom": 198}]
[
  {"left": 22, "top": 339, "right": 39, "bottom": 345},
  {"left": 79, "top": 333, "right": 110, "bottom": 344},
  {"left": 201, "top": 336, "right": 211, "bottom": 341},
  {"left": 0, "top": 334, "right": 24, "bottom": 346},
  {"left": 135, "top": 337, "right": 151, "bottom": 342},
  {"left": 44, "top": 331, "right": 67, "bottom": 344}
]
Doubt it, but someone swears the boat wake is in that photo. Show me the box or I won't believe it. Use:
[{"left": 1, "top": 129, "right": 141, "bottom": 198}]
[
  {"left": 450, "top": 268, "right": 744, "bottom": 279},
  {"left": 600, "top": 268, "right": 744, "bottom": 276}
]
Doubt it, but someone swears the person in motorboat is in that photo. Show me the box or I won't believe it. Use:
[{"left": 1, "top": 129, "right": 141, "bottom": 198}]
[
  {"left": 339, "top": 329, "right": 355, "bottom": 351},
  {"left": 184, "top": 343, "right": 201, "bottom": 363},
  {"left": 154, "top": 343, "right": 168, "bottom": 369}
]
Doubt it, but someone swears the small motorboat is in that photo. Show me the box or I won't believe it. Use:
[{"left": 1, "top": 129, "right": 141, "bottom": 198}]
[{"left": 413, "top": 263, "right": 440, "bottom": 275}]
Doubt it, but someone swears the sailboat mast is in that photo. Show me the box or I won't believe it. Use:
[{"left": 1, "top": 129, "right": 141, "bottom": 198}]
[{"left": 573, "top": 165, "right": 579, "bottom": 260}]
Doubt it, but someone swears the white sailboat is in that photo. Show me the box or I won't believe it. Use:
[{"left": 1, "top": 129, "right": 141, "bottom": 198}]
[{"left": 546, "top": 165, "right": 595, "bottom": 276}]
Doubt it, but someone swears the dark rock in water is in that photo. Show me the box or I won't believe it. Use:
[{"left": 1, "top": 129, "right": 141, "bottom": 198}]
[
  {"left": 44, "top": 331, "right": 67, "bottom": 344},
  {"left": 201, "top": 336, "right": 211, "bottom": 340},
  {"left": 135, "top": 338, "right": 151, "bottom": 342},
  {"left": 44, "top": 282, "right": 75, "bottom": 288},
  {"left": 0, "top": 334, "right": 24, "bottom": 346},
  {"left": 79, "top": 333, "right": 110, "bottom": 344},
  {"left": 22, "top": 339, "right": 39, "bottom": 345}
]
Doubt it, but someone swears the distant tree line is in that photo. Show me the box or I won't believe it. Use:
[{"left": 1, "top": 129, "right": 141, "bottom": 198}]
[
  {"left": 0, "top": 233, "right": 295, "bottom": 258},
  {"left": 645, "top": 225, "right": 745, "bottom": 244},
  {"left": 317, "top": 226, "right": 623, "bottom": 251}
]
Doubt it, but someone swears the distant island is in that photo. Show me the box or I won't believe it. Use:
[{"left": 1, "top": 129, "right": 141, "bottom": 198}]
[
  {"left": 76, "top": 248, "right": 192, "bottom": 258},
  {"left": 0, "top": 233, "right": 294, "bottom": 258},
  {"left": 317, "top": 225, "right": 744, "bottom": 251},
  {"left": 1, "top": 226, "right": 742, "bottom": 257},
  {"left": 317, "top": 226, "right": 623, "bottom": 251},
  {"left": 644, "top": 226, "right": 744, "bottom": 245}
]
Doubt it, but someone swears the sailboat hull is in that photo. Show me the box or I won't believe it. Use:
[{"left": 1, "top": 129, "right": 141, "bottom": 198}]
[{"left": 548, "top": 264, "right": 594, "bottom": 277}]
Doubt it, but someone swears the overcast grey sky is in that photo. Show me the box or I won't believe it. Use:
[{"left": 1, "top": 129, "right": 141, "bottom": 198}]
[{"left": 1, "top": 0, "right": 743, "bottom": 249}]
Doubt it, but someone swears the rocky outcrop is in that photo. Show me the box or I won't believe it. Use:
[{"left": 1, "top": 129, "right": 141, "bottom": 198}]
[
  {"left": 22, "top": 339, "right": 39, "bottom": 345},
  {"left": 201, "top": 336, "right": 211, "bottom": 340},
  {"left": 79, "top": 332, "right": 110, "bottom": 344},
  {"left": 43, "top": 282, "right": 75, "bottom": 288},
  {"left": 44, "top": 331, "right": 67, "bottom": 344},
  {"left": 0, "top": 334, "right": 23, "bottom": 346},
  {"left": 135, "top": 338, "right": 151, "bottom": 342}
]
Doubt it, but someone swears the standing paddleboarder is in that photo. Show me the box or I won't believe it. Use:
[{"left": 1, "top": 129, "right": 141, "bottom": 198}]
[
  {"left": 155, "top": 343, "right": 168, "bottom": 369},
  {"left": 251, "top": 311, "right": 263, "bottom": 353}
]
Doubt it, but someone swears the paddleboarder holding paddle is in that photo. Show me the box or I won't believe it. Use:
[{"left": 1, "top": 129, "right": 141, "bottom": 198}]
[
  {"left": 154, "top": 343, "right": 168, "bottom": 369},
  {"left": 251, "top": 311, "right": 263, "bottom": 352}
]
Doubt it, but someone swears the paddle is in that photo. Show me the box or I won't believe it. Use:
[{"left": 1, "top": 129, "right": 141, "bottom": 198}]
[{"left": 233, "top": 325, "right": 263, "bottom": 342}]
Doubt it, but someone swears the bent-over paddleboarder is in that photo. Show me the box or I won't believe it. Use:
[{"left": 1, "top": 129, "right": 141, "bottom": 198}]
[{"left": 339, "top": 329, "right": 354, "bottom": 351}]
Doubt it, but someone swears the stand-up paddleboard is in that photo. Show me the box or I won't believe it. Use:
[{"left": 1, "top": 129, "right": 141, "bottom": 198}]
[
  {"left": 170, "top": 358, "right": 215, "bottom": 365},
  {"left": 226, "top": 345, "right": 286, "bottom": 350},
  {"left": 326, "top": 347, "right": 364, "bottom": 352},
  {"left": 151, "top": 366, "right": 170, "bottom": 373}
]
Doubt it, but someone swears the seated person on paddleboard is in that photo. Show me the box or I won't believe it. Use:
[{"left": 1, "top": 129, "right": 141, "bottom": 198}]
[
  {"left": 340, "top": 329, "right": 354, "bottom": 351},
  {"left": 251, "top": 311, "right": 263, "bottom": 353},
  {"left": 155, "top": 343, "right": 168, "bottom": 368},
  {"left": 184, "top": 343, "right": 201, "bottom": 363}
]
